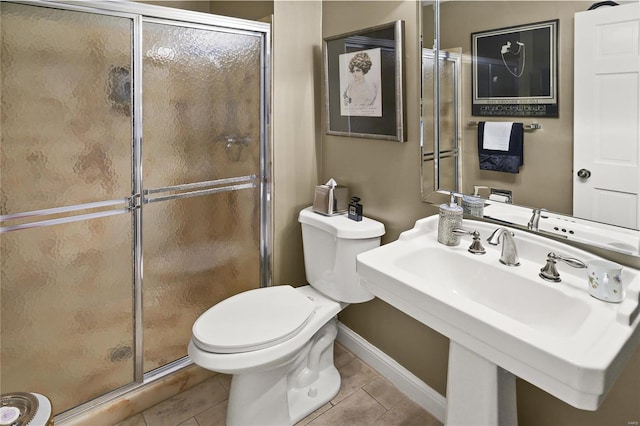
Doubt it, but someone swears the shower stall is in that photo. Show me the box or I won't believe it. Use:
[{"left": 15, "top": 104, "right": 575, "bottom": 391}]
[{"left": 0, "top": 0, "right": 270, "bottom": 420}]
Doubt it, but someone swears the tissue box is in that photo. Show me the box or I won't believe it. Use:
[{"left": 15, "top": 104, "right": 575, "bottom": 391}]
[{"left": 313, "top": 184, "right": 349, "bottom": 216}]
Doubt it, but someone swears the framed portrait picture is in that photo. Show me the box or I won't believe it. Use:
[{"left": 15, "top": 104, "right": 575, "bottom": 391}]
[
  {"left": 324, "top": 20, "right": 406, "bottom": 141},
  {"left": 471, "top": 20, "right": 558, "bottom": 117}
]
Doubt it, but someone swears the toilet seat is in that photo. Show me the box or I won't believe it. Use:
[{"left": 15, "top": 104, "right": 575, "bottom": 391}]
[{"left": 192, "top": 285, "right": 316, "bottom": 354}]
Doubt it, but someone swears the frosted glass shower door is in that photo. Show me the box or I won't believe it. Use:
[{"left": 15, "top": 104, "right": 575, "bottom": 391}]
[
  {"left": 141, "top": 20, "right": 265, "bottom": 372},
  {"left": 0, "top": 2, "right": 135, "bottom": 413}
]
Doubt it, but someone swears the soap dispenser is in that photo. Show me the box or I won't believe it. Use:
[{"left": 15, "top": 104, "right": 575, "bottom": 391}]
[{"left": 438, "top": 193, "right": 463, "bottom": 246}]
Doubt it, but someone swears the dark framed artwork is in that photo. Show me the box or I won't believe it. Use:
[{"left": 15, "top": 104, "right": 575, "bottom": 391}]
[
  {"left": 471, "top": 20, "right": 558, "bottom": 117},
  {"left": 324, "top": 20, "right": 406, "bottom": 141}
]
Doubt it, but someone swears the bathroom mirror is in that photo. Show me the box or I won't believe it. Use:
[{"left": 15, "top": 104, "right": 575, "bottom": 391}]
[{"left": 421, "top": 1, "right": 640, "bottom": 257}]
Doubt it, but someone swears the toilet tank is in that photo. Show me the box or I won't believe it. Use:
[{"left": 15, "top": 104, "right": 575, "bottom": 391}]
[{"left": 298, "top": 207, "right": 385, "bottom": 303}]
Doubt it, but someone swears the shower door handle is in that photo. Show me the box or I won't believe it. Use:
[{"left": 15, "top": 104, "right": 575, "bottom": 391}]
[
  {"left": 143, "top": 175, "right": 257, "bottom": 204},
  {"left": 0, "top": 198, "right": 131, "bottom": 233}
]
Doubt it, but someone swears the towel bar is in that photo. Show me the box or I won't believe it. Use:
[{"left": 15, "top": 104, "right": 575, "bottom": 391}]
[{"left": 467, "top": 121, "right": 542, "bottom": 130}]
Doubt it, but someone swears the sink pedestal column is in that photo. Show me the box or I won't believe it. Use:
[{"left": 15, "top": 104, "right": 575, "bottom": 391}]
[{"left": 445, "top": 342, "right": 518, "bottom": 426}]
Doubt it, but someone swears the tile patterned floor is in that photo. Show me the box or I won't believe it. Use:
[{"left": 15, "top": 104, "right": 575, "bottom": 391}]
[{"left": 114, "top": 343, "right": 442, "bottom": 426}]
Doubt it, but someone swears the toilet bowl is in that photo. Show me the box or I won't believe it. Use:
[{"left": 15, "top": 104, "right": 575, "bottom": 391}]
[
  {"left": 188, "top": 207, "right": 385, "bottom": 426},
  {"left": 188, "top": 285, "right": 344, "bottom": 425}
]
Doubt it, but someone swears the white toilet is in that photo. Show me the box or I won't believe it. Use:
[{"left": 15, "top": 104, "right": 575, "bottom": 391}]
[{"left": 188, "top": 207, "right": 385, "bottom": 426}]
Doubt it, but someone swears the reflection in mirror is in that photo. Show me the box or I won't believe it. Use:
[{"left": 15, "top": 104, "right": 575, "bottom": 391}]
[
  {"left": 421, "top": 48, "right": 461, "bottom": 198},
  {"left": 421, "top": 1, "right": 640, "bottom": 257}
]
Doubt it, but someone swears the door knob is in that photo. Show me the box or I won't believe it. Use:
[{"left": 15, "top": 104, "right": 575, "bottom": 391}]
[{"left": 577, "top": 168, "right": 591, "bottom": 179}]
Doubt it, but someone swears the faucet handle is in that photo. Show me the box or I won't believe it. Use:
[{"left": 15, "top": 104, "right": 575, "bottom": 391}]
[
  {"left": 549, "top": 252, "right": 587, "bottom": 269},
  {"left": 452, "top": 227, "right": 473, "bottom": 236},
  {"left": 539, "top": 257, "right": 561, "bottom": 282},
  {"left": 539, "top": 252, "right": 587, "bottom": 282},
  {"left": 452, "top": 228, "right": 486, "bottom": 255}
]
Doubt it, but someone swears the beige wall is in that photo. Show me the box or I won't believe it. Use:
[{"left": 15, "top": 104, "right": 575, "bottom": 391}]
[
  {"left": 209, "top": 1, "right": 273, "bottom": 21},
  {"left": 271, "top": 0, "right": 323, "bottom": 286},
  {"left": 320, "top": 2, "right": 640, "bottom": 426},
  {"left": 142, "top": 0, "right": 274, "bottom": 20},
  {"left": 138, "top": 0, "right": 211, "bottom": 13}
]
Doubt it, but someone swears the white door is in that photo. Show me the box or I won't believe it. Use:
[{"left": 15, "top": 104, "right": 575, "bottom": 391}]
[{"left": 573, "top": 2, "right": 640, "bottom": 229}]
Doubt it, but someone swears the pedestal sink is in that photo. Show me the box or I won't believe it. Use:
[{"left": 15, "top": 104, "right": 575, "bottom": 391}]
[{"left": 356, "top": 215, "right": 640, "bottom": 425}]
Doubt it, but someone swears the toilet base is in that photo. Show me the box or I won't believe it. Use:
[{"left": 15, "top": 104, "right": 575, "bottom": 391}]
[
  {"left": 288, "top": 364, "right": 340, "bottom": 424},
  {"left": 225, "top": 319, "right": 340, "bottom": 426}
]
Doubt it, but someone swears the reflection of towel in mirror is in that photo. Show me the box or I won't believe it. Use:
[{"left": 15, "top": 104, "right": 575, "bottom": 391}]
[{"left": 477, "top": 122, "right": 524, "bottom": 173}]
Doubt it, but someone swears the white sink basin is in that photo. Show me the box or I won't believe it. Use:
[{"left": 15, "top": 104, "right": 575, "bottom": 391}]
[
  {"left": 357, "top": 215, "right": 640, "bottom": 414},
  {"left": 395, "top": 248, "right": 592, "bottom": 338}
]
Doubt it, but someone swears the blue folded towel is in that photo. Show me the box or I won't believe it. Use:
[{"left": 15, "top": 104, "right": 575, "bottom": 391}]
[{"left": 477, "top": 122, "right": 524, "bottom": 173}]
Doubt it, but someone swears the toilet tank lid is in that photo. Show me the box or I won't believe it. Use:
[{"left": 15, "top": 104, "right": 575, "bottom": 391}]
[{"left": 298, "top": 207, "right": 385, "bottom": 239}]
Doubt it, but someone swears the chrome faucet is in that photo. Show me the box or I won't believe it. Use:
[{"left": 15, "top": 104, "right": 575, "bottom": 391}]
[
  {"left": 487, "top": 227, "right": 520, "bottom": 266},
  {"left": 527, "top": 208, "right": 547, "bottom": 231}
]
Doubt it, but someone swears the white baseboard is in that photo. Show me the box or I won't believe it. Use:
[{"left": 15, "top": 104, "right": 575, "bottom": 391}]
[{"left": 336, "top": 321, "right": 447, "bottom": 423}]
